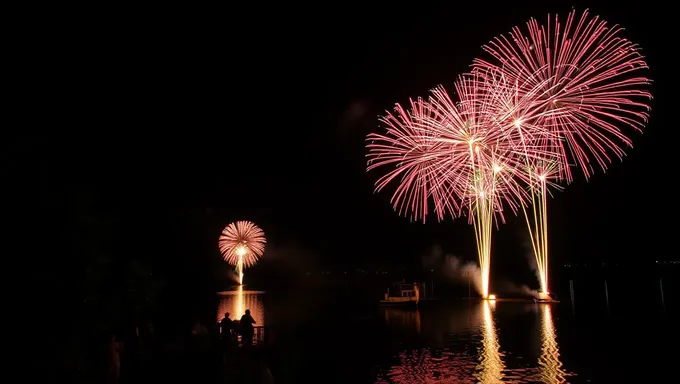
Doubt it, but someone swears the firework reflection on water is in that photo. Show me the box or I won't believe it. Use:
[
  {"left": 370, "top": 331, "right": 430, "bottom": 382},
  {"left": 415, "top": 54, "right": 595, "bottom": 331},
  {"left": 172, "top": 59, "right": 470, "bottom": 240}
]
[
  {"left": 216, "top": 287, "right": 266, "bottom": 325},
  {"left": 376, "top": 303, "right": 572, "bottom": 383}
]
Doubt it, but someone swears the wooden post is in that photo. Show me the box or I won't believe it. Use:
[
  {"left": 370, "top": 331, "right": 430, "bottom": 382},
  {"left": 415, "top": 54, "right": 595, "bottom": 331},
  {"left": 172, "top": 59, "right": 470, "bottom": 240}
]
[
  {"left": 569, "top": 280, "right": 575, "bottom": 313},
  {"left": 604, "top": 280, "right": 610, "bottom": 313}
]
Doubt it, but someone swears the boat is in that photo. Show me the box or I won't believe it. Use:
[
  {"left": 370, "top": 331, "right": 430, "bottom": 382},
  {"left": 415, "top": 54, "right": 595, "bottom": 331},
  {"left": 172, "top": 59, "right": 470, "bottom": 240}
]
[{"left": 380, "top": 281, "right": 435, "bottom": 306}]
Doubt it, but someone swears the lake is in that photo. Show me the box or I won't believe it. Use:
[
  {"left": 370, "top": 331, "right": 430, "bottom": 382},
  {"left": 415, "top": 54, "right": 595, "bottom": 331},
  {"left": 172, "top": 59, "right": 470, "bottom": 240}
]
[{"left": 216, "top": 284, "right": 677, "bottom": 383}]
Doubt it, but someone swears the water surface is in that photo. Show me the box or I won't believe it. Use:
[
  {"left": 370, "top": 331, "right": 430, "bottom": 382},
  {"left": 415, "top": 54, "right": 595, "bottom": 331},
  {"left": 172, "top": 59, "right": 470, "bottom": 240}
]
[
  {"left": 376, "top": 302, "right": 571, "bottom": 383},
  {"left": 214, "top": 289, "right": 677, "bottom": 383}
]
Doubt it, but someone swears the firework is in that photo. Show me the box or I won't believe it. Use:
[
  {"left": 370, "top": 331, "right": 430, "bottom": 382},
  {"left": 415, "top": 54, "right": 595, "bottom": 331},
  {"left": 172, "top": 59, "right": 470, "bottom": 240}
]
[
  {"left": 427, "top": 73, "right": 553, "bottom": 298},
  {"left": 366, "top": 98, "right": 463, "bottom": 223},
  {"left": 472, "top": 9, "right": 652, "bottom": 296},
  {"left": 218, "top": 220, "right": 266, "bottom": 285},
  {"left": 367, "top": 72, "right": 550, "bottom": 298}
]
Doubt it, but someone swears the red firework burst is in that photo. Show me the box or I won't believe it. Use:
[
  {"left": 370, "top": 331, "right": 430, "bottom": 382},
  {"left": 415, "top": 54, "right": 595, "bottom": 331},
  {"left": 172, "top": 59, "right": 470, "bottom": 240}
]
[
  {"left": 366, "top": 97, "right": 463, "bottom": 223},
  {"left": 472, "top": 9, "right": 652, "bottom": 181},
  {"left": 218, "top": 221, "right": 266, "bottom": 268}
]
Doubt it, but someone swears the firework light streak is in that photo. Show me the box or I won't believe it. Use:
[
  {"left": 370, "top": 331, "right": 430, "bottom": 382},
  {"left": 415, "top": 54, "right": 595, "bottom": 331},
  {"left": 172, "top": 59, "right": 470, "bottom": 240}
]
[
  {"left": 218, "top": 221, "right": 266, "bottom": 285},
  {"left": 520, "top": 158, "right": 562, "bottom": 297},
  {"left": 472, "top": 9, "right": 652, "bottom": 296}
]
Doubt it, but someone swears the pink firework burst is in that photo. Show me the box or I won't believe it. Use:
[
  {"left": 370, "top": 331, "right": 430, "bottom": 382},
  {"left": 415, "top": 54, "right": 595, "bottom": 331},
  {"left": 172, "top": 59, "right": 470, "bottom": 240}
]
[
  {"left": 218, "top": 221, "right": 266, "bottom": 268},
  {"left": 366, "top": 71, "right": 557, "bottom": 224},
  {"left": 426, "top": 73, "right": 543, "bottom": 224},
  {"left": 366, "top": 97, "right": 464, "bottom": 223},
  {"left": 472, "top": 8, "right": 652, "bottom": 181},
  {"left": 472, "top": 67, "right": 567, "bottom": 192}
]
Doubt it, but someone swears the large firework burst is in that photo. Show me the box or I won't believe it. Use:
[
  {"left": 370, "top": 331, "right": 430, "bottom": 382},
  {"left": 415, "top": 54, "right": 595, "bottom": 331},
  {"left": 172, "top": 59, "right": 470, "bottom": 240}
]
[
  {"left": 473, "top": 8, "right": 652, "bottom": 181},
  {"left": 471, "top": 9, "right": 652, "bottom": 296}
]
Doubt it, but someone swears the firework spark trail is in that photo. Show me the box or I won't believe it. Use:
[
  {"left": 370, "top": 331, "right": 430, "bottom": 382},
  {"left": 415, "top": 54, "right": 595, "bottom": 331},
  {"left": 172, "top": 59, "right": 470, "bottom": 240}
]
[
  {"left": 218, "top": 221, "right": 266, "bottom": 285},
  {"left": 472, "top": 9, "right": 652, "bottom": 296},
  {"left": 519, "top": 157, "right": 562, "bottom": 296}
]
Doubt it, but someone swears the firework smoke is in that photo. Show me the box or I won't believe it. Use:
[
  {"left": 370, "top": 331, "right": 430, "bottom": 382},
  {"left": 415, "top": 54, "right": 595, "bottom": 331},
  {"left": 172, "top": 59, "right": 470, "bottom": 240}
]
[
  {"left": 423, "top": 244, "right": 539, "bottom": 298},
  {"left": 495, "top": 280, "right": 540, "bottom": 299},
  {"left": 520, "top": 232, "right": 542, "bottom": 289},
  {"left": 423, "top": 245, "right": 482, "bottom": 296}
]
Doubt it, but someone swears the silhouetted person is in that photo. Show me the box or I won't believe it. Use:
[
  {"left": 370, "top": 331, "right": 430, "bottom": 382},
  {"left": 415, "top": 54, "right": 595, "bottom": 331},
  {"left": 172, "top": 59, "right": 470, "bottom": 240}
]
[
  {"left": 189, "top": 319, "right": 211, "bottom": 379},
  {"left": 191, "top": 318, "right": 211, "bottom": 356},
  {"left": 219, "top": 312, "right": 236, "bottom": 362},
  {"left": 413, "top": 282, "right": 420, "bottom": 305},
  {"left": 137, "top": 322, "right": 156, "bottom": 381},
  {"left": 220, "top": 312, "right": 234, "bottom": 339},
  {"left": 192, "top": 318, "right": 208, "bottom": 336},
  {"left": 240, "top": 309, "right": 256, "bottom": 347},
  {"left": 107, "top": 334, "right": 122, "bottom": 384}
]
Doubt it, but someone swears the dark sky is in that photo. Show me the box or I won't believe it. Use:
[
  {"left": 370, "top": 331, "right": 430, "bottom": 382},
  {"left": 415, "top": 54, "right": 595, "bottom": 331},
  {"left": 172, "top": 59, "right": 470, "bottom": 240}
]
[{"left": 9, "top": 2, "right": 676, "bottom": 290}]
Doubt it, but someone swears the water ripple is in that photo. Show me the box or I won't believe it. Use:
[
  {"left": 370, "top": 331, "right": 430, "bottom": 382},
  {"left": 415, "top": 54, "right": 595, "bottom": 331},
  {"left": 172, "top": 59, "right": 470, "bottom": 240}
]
[{"left": 376, "top": 302, "right": 574, "bottom": 383}]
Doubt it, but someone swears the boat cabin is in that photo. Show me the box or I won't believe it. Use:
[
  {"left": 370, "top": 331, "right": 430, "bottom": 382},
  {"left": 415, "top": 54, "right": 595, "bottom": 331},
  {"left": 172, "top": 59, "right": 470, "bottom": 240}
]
[
  {"left": 386, "top": 282, "right": 418, "bottom": 299},
  {"left": 380, "top": 280, "right": 430, "bottom": 305}
]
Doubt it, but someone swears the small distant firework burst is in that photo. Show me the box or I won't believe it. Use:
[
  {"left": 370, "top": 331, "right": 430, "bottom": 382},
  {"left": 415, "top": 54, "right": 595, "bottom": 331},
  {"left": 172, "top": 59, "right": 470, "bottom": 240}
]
[
  {"left": 218, "top": 221, "right": 266, "bottom": 285},
  {"left": 366, "top": 9, "right": 651, "bottom": 300}
]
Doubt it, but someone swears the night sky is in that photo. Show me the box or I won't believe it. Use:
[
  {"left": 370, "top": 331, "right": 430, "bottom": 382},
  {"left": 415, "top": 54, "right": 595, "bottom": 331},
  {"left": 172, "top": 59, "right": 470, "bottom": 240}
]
[{"left": 9, "top": 2, "right": 676, "bottom": 296}]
